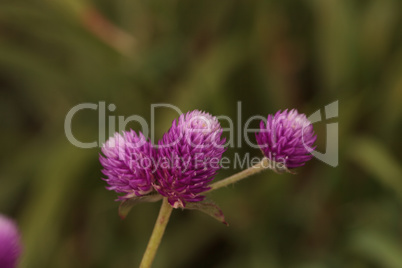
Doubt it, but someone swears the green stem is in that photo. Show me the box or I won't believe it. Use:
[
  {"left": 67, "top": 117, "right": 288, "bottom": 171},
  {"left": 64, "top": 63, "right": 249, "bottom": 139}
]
[
  {"left": 207, "top": 157, "right": 272, "bottom": 192},
  {"left": 139, "top": 198, "right": 173, "bottom": 268},
  {"left": 140, "top": 157, "right": 280, "bottom": 267}
]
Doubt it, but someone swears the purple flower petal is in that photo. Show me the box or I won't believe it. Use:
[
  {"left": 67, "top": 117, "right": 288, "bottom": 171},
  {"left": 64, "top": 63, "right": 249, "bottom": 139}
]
[
  {"left": 256, "top": 109, "right": 316, "bottom": 169},
  {"left": 100, "top": 130, "right": 156, "bottom": 200},
  {"left": 0, "top": 215, "right": 22, "bottom": 268},
  {"left": 154, "top": 110, "right": 226, "bottom": 208}
]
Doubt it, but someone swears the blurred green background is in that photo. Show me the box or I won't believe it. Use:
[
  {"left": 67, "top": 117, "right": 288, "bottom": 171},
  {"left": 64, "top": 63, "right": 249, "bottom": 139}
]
[{"left": 1, "top": 0, "right": 402, "bottom": 267}]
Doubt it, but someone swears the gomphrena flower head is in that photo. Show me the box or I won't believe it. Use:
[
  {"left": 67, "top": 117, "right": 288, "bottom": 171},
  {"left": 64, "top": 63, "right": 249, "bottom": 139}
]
[
  {"left": 154, "top": 110, "right": 226, "bottom": 208},
  {"left": 100, "top": 130, "right": 156, "bottom": 200},
  {"left": 256, "top": 109, "right": 316, "bottom": 169},
  {"left": 0, "top": 214, "right": 22, "bottom": 268}
]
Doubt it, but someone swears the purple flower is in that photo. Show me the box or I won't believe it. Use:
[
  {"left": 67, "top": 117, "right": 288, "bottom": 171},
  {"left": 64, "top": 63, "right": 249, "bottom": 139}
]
[
  {"left": 0, "top": 215, "right": 22, "bottom": 268},
  {"left": 100, "top": 130, "right": 156, "bottom": 200},
  {"left": 154, "top": 110, "right": 226, "bottom": 208},
  {"left": 256, "top": 109, "right": 316, "bottom": 169}
]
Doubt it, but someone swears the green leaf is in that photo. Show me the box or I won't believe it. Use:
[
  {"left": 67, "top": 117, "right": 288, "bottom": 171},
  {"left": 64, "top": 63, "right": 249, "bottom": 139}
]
[
  {"left": 185, "top": 202, "right": 228, "bottom": 226},
  {"left": 118, "top": 194, "right": 162, "bottom": 219}
]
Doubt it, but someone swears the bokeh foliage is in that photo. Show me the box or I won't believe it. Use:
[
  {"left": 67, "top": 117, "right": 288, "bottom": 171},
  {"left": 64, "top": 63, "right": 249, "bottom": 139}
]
[{"left": 1, "top": 0, "right": 402, "bottom": 267}]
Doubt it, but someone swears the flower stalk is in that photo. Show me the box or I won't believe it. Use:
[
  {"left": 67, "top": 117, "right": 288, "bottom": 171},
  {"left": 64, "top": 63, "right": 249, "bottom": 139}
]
[
  {"left": 208, "top": 157, "right": 272, "bottom": 192},
  {"left": 139, "top": 198, "right": 173, "bottom": 268}
]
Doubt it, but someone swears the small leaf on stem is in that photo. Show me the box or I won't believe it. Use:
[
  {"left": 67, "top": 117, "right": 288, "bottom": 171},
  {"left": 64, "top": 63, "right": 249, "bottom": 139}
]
[
  {"left": 185, "top": 202, "right": 228, "bottom": 226},
  {"left": 119, "top": 194, "right": 163, "bottom": 219}
]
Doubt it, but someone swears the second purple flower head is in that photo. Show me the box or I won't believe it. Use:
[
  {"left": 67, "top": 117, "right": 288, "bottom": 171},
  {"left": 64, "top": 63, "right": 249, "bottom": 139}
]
[{"left": 154, "top": 110, "right": 226, "bottom": 208}]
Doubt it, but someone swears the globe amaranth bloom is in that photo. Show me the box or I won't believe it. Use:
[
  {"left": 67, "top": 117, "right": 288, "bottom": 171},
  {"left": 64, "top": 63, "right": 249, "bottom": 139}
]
[
  {"left": 0, "top": 214, "right": 22, "bottom": 268},
  {"left": 154, "top": 110, "right": 226, "bottom": 208},
  {"left": 256, "top": 109, "right": 316, "bottom": 169},
  {"left": 100, "top": 130, "right": 156, "bottom": 200}
]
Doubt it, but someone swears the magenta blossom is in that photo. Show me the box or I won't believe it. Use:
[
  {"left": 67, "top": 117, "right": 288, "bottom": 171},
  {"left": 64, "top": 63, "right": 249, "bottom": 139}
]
[
  {"left": 256, "top": 109, "right": 316, "bottom": 169},
  {"left": 154, "top": 110, "right": 226, "bottom": 208},
  {"left": 100, "top": 130, "right": 156, "bottom": 200},
  {"left": 0, "top": 214, "right": 22, "bottom": 268}
]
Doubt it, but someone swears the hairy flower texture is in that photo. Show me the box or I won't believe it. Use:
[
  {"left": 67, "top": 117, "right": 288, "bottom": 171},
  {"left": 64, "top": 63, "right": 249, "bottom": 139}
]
[
  {"left": 100, "top": 130, "right": 156, "bottom": 200},
  {"left": 155, "top": 110, "right": 226, "bottom": 208},
  {"left": 0, "top": 215, "right": 22, "bottom": 268},
  {"left": 256, "top": 109, "right": 317, "bottom": 169}
]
